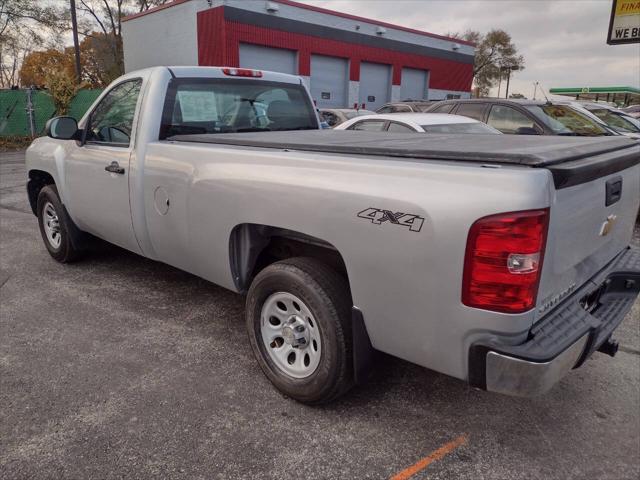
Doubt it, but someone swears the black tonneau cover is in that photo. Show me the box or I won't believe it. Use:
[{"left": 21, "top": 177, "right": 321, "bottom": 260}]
[{"left": 167, "top": 131, "right": 640, "bottom": 188}]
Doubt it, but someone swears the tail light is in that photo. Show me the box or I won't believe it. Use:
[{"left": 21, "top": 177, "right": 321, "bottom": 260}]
[
  {"left": 222, "top": 68, "right": 263, "bottom": 77},
  {"left": 462, "top": 209, "right": 549, "bottom": 314}
]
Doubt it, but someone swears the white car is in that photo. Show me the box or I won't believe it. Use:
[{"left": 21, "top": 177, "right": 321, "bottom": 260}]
[
  {"left": 558, "top": 101, "right": 640, "bottom": 140},
  {"left": 334, "top": 112, "right": 501, "bottom": 134}
]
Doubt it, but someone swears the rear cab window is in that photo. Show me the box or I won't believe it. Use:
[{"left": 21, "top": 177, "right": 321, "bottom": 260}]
[{"left": 160, "top": 78, "right": 318, "bottom": 138}]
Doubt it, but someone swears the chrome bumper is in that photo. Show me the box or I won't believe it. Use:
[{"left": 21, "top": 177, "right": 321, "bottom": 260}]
[
  {"left": 485, "top": 335, "right": 589, "bottom": 397},
  {"left": 469, "top": 245, "right": 640, "bottom": 397}
]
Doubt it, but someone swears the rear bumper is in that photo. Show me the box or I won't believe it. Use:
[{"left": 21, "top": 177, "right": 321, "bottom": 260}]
[{"left": 469, "top": 244, "right": 640, "bottom": 397}]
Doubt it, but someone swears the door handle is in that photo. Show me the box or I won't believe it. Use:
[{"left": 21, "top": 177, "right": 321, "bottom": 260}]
[{"left": 105, "top": 161, "right": 125, "bottom": 175}]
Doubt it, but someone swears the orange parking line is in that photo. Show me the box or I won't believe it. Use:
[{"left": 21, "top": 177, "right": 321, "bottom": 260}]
[{"left": 390, "top": 434, "right": 468, "bottom": 480}]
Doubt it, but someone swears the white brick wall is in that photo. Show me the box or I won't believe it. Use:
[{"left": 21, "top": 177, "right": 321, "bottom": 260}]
[{"left": 122, "top": 0, "right": 219, "bottom": 72}]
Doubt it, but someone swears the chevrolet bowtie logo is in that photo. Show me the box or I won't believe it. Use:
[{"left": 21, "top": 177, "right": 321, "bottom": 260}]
[{"left": 599, "top": 214, "right": 618, "bottom": 237}]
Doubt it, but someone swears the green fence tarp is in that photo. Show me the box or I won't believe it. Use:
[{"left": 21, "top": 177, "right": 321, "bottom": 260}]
[
  {"left": 0, "top": 90, "right": 28, "bottom": 136},
  {"left": 68, "top": 89, "right": 103, "bottom": 121},
  {"left": 0, "top": 88, "right": 103, "bottom": 137},
  {"left": 31, "top": 91, "right": 56, "bottom": 135}
]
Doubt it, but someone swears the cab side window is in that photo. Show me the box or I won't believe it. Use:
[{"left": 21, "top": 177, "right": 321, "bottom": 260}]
[
  {"left": 454, "top": 103, "right": 486, "bottom": 121},
  {"left": 387, "top": 122, "right": 415, "bottom": 133},
  {"left": 350, "top": 120, "right": 386, "bottom": 131},
  {"left": 487, "top": 105, "right": 538, "bottom": 134},
  {"left": 86, "top": 79, "right": 142, "bottom": 146},
  {"left": 430, "top": 103, "right": 455, "bottom": 114}
]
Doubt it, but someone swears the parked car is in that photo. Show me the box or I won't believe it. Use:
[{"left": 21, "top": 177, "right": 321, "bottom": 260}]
[
  {"left": 319, "top": 108, "right": 376, "bottom": 128},
  {"left": 573, "top": 102, "right": 640, "bottom": 140},
  {"left": 426, "top": 99, "right": 616, "bottom": 136},
  {"left": 334, "top": 112, "right": 501, "bottom": 134},
  {"left": 376, "top": 100, "right": 438, "bottom": 113},
  {"left": 27, "top": 66, "right": 640, "bottom": 404},
  {"left": 622, "top": 104, "right": 640, "bottom": 119}
]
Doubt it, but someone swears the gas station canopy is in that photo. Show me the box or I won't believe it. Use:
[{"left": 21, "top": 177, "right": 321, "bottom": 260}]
[{"left": 549, "top": 86, "right": 640, "bottom": 106}]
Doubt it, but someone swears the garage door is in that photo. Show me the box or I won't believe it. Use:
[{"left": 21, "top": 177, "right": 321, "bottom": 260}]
[
  {"left": 310, "top": 55, "right": 348, "bottom": 108},
  {"left": 400, "top": 68, "right": 428, "bottom": 101},
  {"left": 359, "top": 62, "right": 391, "bottom": 111},
  {"left": 239, "top": 44, "right": 297, "bottom": 74}
]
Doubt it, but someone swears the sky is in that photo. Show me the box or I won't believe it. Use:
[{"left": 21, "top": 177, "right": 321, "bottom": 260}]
[{"left": 296, "top": 0, "right": 640, "bottom": 98}]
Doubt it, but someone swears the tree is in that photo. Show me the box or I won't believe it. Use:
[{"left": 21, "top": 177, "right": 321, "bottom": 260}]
[
  {"left": 45, "top": 69, "right": 79, "bottom": 115},
  {"left": 1, "top": 0, "right": 170, "bottom": 88},
  {"left": 451, "top": 29, "right": 525, "bottom": 97},
  {"left": 79, "top": 32, "right": 123, "bottom": 86},
  {"left": 19, "top": 49, "right": 76, "bottom": 87},
  {"left": 71, "top": 0, "right": 172, "bottom": 80},
  {"left": 0, "top": 0, "right": 66, "bottom": 87}
]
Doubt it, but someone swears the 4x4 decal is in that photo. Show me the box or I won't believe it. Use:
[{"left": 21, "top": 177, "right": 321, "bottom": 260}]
[{"left": 357, "top": 208, "right": 424, "bottom": 232}]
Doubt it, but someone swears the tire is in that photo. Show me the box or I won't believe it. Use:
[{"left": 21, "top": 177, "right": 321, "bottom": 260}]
[
  {"left": 36, "top": 185, "right": 83, "bottom": 263},
  {"left": 246, "top": 257, "right": 354, "bottom": 404}
]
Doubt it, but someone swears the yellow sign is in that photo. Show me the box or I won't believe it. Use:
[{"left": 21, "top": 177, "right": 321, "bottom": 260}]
[
  {"left": 616, "top": 0, "right": 640, "bottom": 16},
  {"left": 608, "top": 0, "right": 640, "bottom": 44}
]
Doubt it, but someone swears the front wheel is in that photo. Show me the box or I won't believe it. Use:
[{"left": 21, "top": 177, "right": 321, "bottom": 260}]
[
  {"left": 246, "top": 257, "right": 354, "bottom": 404},
  {"left": 37, "top": 185, "right": 83, "bottom": 263}
]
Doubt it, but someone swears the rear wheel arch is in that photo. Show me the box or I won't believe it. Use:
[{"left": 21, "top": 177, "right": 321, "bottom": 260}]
[{"left": 228, "top": 223, "right": 350, "bottom": 294}]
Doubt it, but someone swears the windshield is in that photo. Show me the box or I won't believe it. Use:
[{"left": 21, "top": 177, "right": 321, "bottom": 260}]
[
  {"left": 160, "top": 78, "right": 318, "bottom": 137},
  {"left": 344, "top": 110, "right": 376, "bottom": 119},
  {"left": 525, "top": 105, "right": 611, "bottom": 136},
  {"left": 585, "top": 108, "right": 640, "bottom": 133},
  {"left": 421, "top": 123, "right": 500, "bottom": 134}
]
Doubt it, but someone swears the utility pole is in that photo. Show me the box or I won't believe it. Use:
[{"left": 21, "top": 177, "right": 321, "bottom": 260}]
[
  {"left": 505, "top": 70, "right": 511, "bottom": 99},
  {"left": 504, "top": 65, "right": 518, "bottom": 99},
  {"left": 70, "top": 0, "right": 82, "bottom": 84}
]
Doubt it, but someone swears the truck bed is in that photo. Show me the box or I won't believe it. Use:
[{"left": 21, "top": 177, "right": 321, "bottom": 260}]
[{"left": 167, "top": 131, "right": 639, "bottom": 188}]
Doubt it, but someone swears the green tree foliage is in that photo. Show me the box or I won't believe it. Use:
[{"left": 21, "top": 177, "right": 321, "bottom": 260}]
[
  {"left": 45, "top": 69, "right": 80, "bottom": 115},
  {"left": 451, "top": 29, "right": 525, "bottom": 97}
]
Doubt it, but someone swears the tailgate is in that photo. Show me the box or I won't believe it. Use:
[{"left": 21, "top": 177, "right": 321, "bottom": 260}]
[{"left": 536, "top": 160, "right": 640, "bottom": 318}]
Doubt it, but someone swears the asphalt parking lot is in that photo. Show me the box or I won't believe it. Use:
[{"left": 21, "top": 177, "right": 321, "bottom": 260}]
[{"left": 1, "top": 149, "right": 639, "bottom": 480}]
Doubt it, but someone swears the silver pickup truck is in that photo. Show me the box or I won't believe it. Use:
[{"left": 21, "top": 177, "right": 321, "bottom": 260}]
[{"left": 26, "top": 67, "right": 640, "bottom": 404}]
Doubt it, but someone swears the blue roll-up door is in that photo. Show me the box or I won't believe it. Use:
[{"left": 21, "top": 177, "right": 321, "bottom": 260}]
[
  {"left": 400, "top": 68, "right": 429, "bottom": 101},
  {"left": 358, "top": 62, "right": 391, "bottom": 111},
  {"left": 310, "top": 55, "right": 348, "bottom": 108},
  {"left": 239, "top": 43, "right": 297, "bottom": 74}
]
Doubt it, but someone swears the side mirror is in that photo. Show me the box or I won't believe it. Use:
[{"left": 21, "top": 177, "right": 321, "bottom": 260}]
[
  {"left": 515, "top": 126, "right": 540, "bottom": 135},
  {"left": 46, "top": 116, "right": 80, "bottom": 140}
]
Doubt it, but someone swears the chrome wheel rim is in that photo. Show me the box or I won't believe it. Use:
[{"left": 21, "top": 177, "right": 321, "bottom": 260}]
[
  {"left": 260, "top": 292, "right": 321, "bottom": 379},
  {"left": 42, "top": 201, "right": 62, "bottom": 249}
]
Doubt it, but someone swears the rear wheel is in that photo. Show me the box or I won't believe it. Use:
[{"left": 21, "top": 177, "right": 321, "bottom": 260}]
[
  {"left": 37, "top": 185, "right": 84, "bottom": 262},
  {"left": 246, "top": 257, "right": 354, "bottom": 404}
]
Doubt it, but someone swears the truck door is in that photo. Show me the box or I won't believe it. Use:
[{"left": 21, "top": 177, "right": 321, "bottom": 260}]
[{"left": 64, "top": 78, "right": 143, "bottom": 254}]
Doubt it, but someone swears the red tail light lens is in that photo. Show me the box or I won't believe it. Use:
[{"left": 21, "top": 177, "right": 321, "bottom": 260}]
[
  {"left": 462, "top": 209, "right": 549, "bottom": 314},
  {"left": 222, "top": 68, "right": 263, "bottom": 77}
]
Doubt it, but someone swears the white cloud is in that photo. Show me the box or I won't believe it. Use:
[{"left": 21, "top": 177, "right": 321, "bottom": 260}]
[{"left": 297, "top": 0, "right": 640, "bottom": 98}]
